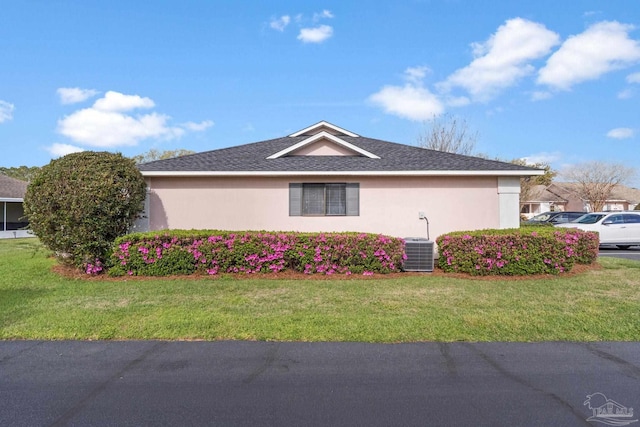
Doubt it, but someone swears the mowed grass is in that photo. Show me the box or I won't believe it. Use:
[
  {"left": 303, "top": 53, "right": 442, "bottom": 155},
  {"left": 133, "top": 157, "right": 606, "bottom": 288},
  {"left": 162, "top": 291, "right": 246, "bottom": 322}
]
[{"left": 1, "top": 238, "right": 639, "bottom": 342}]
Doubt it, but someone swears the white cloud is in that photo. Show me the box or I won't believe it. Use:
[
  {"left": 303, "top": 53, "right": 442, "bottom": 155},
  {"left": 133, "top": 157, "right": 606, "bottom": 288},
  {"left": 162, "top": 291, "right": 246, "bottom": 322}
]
[
  {"left": 270, "top": 15, "right": 290, "bottom": 32},
  {"left": 298, "top": 25, "right": 333, "bottom": 43},
  {"left": 272, "top": 10, "right": 334, "bottom": 41},
  {"left": 521, "top": 151, "right": 561, "bottom": 164},
  {"left": 531, "top": 91, "right": 553, "bottom": 101},
  {"left": 618, "top": 88, "right": 634, "bottom": 99},
  {"left": 58, "top": 108, "right": 183, "bottom": 147},
  {"left": 606, "top": 127, "right": 635, "bottom": 139},
  {"left": 538, "top": 21, "right": 640, "bottom": 90},
  {"left": 182, "top": 120, "right": 214, "bottom": 131},
  {"left": 93, "top": 90, "right": 155, "bottom": 112},
  {"left": 57, "top": 91, "right": 186, "bottom": 148},
  {"left": 443, "top": 96, "right": 471, "bottom": 107},
  {"left": 0, "top": 100, "right": 14, "bottom": 123},
  {"left": 57, "top": 87, "right": 99, "bottom": 105},
  {"left": 46, "top": 143, "right": 85, "bottom": 158},
  {"left": 439, "top": 18, "right": 560, "bottom": 101},
  {"left": 313, "top": 10, "right": 334, "bottom": 21},
  {"left": 627, "top": 72, "right": 640, "bottom": 83},
  {"left": 370, "top": 67, "right": 445, "bottom": 121},
  {"left": 404, "top": 66, "right": 430, "bottom": 84}
]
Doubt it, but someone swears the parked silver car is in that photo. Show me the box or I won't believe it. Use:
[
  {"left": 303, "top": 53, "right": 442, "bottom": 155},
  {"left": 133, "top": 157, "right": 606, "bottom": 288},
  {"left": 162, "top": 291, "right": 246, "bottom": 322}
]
[
  {"left": 555, "top": 211, "right": 640, "bottom": 249},
  {"left": 523, "top": 211, "right": 584, "bottom": 225}
]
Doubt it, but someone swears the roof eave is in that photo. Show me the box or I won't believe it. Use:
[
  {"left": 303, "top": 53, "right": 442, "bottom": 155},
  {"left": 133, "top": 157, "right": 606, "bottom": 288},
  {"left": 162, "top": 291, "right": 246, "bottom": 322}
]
[{"left": 141, "top": 170, "right": 543, "bottom": 177}]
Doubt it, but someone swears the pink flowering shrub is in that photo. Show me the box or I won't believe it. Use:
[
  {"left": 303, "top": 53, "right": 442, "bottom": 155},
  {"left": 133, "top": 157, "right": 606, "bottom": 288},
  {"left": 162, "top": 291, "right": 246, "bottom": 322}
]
[
  {"left": 108, "top": 235, "right": 198, "bottom": 276},
  {"left": 85, "top": 259, "right": 104, "bottom": 275},
  {"left": 108, "top": 230, "right": 405, "bottom": 277},
  {"left": 436, "top": 227, "right": 599, "bottom": 276}
]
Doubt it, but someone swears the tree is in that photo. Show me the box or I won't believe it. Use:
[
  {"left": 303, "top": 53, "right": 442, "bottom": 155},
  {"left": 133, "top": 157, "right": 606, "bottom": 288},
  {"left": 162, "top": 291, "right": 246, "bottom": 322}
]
[
  {"left": 416, "top": 113, "right": 479, "bottom": 155},
  {"left": 511, "top": 159, "right": 557, "bottom": 208},
  {"left": 23, "top": 151, "right": 147, "bottom": 270},
  {"left": 132, "top": 148, "right": 195, "bottom": 164},
  {"left": 560, "top": 161, "right": 636, "bottom": 212},
  {"left": 0, "top": 165, "right": 42, "bottom": 182}
]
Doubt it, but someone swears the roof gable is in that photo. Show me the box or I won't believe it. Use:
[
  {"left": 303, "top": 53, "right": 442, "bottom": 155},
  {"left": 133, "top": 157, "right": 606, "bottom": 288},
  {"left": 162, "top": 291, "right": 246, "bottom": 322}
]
[
  {"left": 288, "top": 121, "right": 359, "bottom": 137},
  {"left": 266, "top": 131, "right": 380, "bottom": 159},
  {"left": 286, "top": 139, "right": 362, "bottom": 156}
]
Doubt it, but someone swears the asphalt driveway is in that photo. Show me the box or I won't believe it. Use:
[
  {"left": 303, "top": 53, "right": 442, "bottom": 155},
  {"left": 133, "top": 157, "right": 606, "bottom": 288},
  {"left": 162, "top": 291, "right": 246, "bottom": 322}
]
[
  {"left": 1, "top": 341, "right": 639, "bottom": 426},
  {"left": 599, "top": 245, "right": 640, "bottom": 261}
]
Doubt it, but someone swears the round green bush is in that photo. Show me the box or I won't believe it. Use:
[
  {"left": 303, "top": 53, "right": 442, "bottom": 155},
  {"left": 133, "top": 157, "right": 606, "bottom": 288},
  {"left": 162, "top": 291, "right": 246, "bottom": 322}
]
[{"left": 23, "top": 151, "right": 146, "bottom": 269}]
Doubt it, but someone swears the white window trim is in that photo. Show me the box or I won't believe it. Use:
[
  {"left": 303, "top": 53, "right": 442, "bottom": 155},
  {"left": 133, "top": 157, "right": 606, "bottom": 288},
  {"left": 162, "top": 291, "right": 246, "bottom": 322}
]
[{"left": 288, "top": 121, "right": 359, "bottom": 137}]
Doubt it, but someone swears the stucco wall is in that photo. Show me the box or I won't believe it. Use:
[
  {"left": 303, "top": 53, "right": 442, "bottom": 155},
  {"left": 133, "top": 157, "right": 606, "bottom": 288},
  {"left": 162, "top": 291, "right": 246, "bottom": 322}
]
[
  {"left": 292, "top": 140, "right": 357, "bottom": 156},
  {"left": 146, "top": 175, "right": 504, "bottom": 240}
]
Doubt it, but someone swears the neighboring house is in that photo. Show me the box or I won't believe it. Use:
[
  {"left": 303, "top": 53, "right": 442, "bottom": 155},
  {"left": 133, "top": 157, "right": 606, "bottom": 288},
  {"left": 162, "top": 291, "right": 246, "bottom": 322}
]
[
  {"left": 606, "top": 185, "right": 640, "bottom": 211},
  {"left": 520, "top": 184, "right": 569, "bottom": 218},
  {"left": 137, "top": 121, "right": 543, "bottom": 241},
  {"left": 520, "top": 182, "right": 640, "bottom": 216},
  {"left": 546, "top": 182, "right": 640, "bottom": 212},
  {"left": 0, "top": 174, "right": 31, "bottom": 238}
]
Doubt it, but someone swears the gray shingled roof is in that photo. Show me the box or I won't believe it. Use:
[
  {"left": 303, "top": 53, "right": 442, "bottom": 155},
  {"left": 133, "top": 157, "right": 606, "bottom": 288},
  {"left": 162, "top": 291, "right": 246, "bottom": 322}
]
[
  {"left": 526, "top": 184, "right": 568, "bottom": 203},
  {"left": 138, "top": 134, "right": 540, "bottom": 174},
  {"left": 0, "top": 174, "right": 28, "bottom": 199}
]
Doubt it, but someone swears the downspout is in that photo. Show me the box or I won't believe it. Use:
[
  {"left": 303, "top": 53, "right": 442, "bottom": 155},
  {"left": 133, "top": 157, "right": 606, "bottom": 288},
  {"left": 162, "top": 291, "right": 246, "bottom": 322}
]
[{"left": 3, "top": 201, "right": 6, "bottom": 231}]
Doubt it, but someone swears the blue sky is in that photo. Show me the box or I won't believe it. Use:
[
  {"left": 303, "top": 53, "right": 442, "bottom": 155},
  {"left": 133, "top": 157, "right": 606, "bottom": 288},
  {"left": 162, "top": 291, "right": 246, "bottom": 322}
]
[{"left": 1, "top": 1, "right": 639, "bottom": 185}]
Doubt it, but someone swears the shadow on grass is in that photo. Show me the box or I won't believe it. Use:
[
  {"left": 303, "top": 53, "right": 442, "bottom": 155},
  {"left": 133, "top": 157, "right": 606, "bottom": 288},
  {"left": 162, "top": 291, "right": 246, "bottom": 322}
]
[{"left": 0, "top": 288, "right": 50, "bottom": 329}]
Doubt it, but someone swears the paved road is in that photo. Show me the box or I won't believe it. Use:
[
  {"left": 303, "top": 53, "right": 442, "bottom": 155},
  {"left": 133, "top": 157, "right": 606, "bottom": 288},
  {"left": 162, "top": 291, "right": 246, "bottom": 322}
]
[
  {"left": 599, "top": 245, "right": 640, "bottom": 261},
  {"left": 2, "top": 341, "right": 639, "bottom": 426}
]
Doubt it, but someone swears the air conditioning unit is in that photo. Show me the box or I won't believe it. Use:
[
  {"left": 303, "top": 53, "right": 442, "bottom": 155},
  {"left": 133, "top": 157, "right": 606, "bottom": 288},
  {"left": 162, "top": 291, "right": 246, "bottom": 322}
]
[{"left": 403, "top": 238, "right": 435, "bottom": 272}]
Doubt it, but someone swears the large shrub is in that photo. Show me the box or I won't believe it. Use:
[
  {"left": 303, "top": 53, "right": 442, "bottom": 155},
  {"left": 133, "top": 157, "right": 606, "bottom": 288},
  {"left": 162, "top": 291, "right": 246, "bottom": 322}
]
[
  {"left": 436, "top": 227, "right": 599, "bottom": 276},
  {"left": 109, "top": 230, "right": 405, "bottom": 276},
  {"left": 24, "top": 151, "right": 146, "bottom": 269}
]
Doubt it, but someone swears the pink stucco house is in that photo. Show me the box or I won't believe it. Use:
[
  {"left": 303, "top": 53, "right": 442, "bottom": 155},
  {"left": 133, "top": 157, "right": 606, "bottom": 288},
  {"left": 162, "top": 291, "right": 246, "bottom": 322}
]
[{"left": 137, "top": 121, "right": 542, "bottom": 241}]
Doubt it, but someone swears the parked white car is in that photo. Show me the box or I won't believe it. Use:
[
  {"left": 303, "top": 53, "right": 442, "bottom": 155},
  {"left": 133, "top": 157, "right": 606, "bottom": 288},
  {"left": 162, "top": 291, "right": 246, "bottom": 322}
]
[{"left": 555, "top": 211, "right": 640, "bottom": 249}]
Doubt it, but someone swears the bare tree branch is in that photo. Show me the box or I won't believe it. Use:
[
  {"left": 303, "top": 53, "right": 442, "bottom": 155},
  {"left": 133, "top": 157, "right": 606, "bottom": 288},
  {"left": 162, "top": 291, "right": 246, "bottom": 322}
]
[
  {"left": 416, "top": 113, "right": 478, "bottom": 155},
  {"left": 560, "top": 161, "right": 636, "bottom": 212}
]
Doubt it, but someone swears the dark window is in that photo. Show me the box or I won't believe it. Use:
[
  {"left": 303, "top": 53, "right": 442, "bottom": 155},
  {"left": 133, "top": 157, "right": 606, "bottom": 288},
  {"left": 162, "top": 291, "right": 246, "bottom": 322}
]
[
  {"left": 289, "top": 183, "right": 359, "bottom": 216},
  {"left": 623, "top": 214, "right": 640, "bottom": 224},
  {"left": 608, "top": 215, "right": 624, "bottom": 224},
  {"left": 567, "top": 213, "right": 584, "bottom": 221}
]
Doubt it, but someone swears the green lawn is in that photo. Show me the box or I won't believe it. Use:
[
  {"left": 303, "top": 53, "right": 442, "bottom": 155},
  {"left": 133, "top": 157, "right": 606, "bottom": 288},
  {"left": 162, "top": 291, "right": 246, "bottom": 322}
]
[{"left": 1, "top": 238, "right": 639, "bottom": 342}]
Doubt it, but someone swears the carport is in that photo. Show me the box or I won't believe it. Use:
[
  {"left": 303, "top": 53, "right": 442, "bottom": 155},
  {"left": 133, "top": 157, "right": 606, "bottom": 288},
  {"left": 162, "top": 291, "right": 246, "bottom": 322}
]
[{"left": 0, "top": 175, "right": 31, "bottom": 238}]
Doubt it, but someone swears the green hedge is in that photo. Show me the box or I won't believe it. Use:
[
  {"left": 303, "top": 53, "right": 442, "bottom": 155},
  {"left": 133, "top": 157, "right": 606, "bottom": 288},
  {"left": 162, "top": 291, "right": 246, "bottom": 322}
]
[
  {"left": 23, "top": 151, "right": 146, "bottom": 270},
  {"left": 436, "top": 227, "right": 599, "bottom": 275},
  {"left": 108, "top": 230, "right": 406, "bottom": 276}
]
